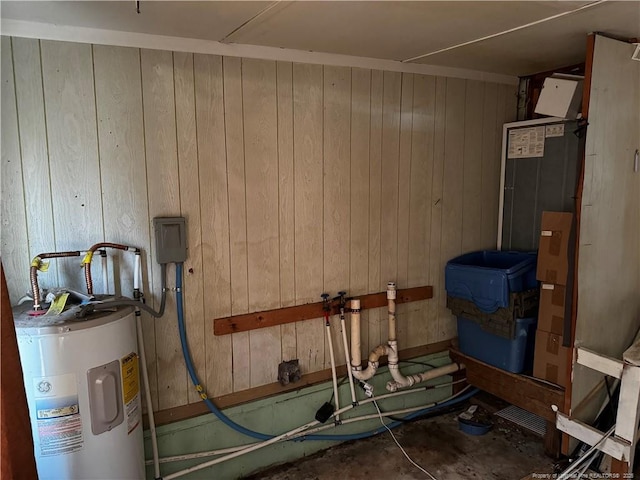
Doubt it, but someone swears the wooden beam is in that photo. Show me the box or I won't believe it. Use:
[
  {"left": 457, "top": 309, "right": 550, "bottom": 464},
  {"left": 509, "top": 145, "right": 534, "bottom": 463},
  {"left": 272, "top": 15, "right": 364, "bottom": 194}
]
[
  {"left": 576, "top": 347, "right": 623, "bottom": 379},
  {"left": 214, "top": 285, "right": 433, "bottom": 335},
  {"left": 147, "top": 338, "right": 453, "bottom": 427},
  {"left": 449, "top": 348, "right": 564, "bottom": 423},
  {"left": 563, "top": 33, "right": 595, "bottom": 455},
  {"left": 556, "top": 413, "right": 630, "bottom": 461}
]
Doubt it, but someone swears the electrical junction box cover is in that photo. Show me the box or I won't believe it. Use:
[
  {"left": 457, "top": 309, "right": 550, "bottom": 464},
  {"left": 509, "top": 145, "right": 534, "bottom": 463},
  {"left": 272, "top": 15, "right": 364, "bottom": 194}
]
[{"left": 153, "top": 217, "right": 187, "bottom": 264}]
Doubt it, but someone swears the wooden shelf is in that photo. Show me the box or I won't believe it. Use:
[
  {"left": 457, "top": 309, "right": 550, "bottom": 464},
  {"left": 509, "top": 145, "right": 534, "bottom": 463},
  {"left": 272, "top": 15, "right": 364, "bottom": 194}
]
[
  {"left": 214, "top": 285, "right": 432, "bottom": 335},
  {"left": 450, "top": 348, "right": 564, "bottom": 422}
]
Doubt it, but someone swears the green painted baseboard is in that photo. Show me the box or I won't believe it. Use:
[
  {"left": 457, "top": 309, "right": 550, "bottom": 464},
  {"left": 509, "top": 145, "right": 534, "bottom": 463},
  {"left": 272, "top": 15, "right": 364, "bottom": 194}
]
[{"left": 145, "top": 351, "right": 455, "bottom": 479}]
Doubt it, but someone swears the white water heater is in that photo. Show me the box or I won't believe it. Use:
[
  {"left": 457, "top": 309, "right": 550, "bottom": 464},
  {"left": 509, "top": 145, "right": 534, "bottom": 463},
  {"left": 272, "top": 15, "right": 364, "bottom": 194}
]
[{"left": 14, "top": 304, "right": 145, "bottom": 480}]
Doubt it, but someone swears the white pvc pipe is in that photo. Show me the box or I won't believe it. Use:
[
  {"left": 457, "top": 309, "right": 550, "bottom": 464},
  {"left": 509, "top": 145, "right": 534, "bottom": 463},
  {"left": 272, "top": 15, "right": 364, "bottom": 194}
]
[
  {"left": 136, "top": 311, "right": 160, "bottom": 479},
  {"left": 387, "top": 282, "right": 397, "bottom": 341},
  {"left": 163, "top": 420, "right": 321, "bottom": 480},
  {"left": 387, "top": 351, "right": 463, "bottom": 392},
  {"left": 352, "top": 344, "right": 389, "bottom": 381},
  {"left": 350, "top": 299, "right": 362, "bottom": 368},
  {"left": 148, "top": 380, "right": 469, "bottom": 466},
  {"left": 134, "top": 253, "right": 141, "bottom": 291},
  {"left": 326, "top": 322, "right": 340, "bottom": 421},
  {"left": 339, "top": 308, "right": 357, "bottom": 405},
  {"left": 292, "top": 385, "right": 475, "bottom": 439},
  {"left": 101, "top": 253, "right": 108, "bottom": 295}
]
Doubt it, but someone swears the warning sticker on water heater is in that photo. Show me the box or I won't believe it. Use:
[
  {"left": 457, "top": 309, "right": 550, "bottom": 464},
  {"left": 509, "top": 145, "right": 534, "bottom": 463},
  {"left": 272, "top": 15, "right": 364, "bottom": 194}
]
[
  {"left": 121, "top": 353, "right": 140, "bottom": 434},
  {"left": 33, "top": 373, "right": 83, "bottom": 456}
]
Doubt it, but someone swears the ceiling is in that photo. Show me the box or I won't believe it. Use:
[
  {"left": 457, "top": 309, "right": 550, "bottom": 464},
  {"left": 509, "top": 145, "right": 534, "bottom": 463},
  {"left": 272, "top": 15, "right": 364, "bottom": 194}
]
[{"left": 1, "top": 1, "right": 639, "bottom": 77}]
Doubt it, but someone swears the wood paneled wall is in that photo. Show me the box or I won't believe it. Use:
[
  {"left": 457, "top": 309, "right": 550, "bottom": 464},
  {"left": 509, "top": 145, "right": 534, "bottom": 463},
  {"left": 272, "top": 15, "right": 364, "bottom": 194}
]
[{"left": 0, "top": 37, "right": 516, "bottom": 411}]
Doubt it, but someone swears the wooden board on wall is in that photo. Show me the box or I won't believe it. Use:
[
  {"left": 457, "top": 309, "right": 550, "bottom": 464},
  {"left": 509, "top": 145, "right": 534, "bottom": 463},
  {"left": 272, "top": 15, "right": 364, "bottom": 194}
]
[
  {"left": 323, "top": 65, "right": 351, "bottom": 370},
  {"left": 12, "top": 38, "right": 59, "bottom": 291},
  {"left": 242, "top": 58, "right": 282, "bottom": 387},
  {"left": 223, "top": 56, "right": 251, "bottom": 392},
  {"left": 368, "top": 69, "right": 384, "bottom": 354},
  {"left": 2, "top": 35, "right": 516, "bottom": 413},
  {"left": 173, "top": 51, "right": 207, "bottom": 404},
  {"left": 40, "top": 41, "right": 105, "bottom": 293},
  {"left": 93, "top": 44, "right": 156, "bottom": 409},
  {"left": 1, "top": 37, "right": 30, "bottom": 303},
  {"left": 194, "top": 53, "right": 233, "bottom": 397},
  {"left": 140, "top": 48, "right": 183, "bottom": 409},
  {"left": 406, "top": 74, "right": 436, "bottom": 347},
  {"left": 427, "top": 77, "right": 447, "bottom": 343},
  {"left": 276, "top": 61, "right": 297, "bottom": 360},
  {"left": 293, "top": 63, "right": 324, "bottom": 374}
]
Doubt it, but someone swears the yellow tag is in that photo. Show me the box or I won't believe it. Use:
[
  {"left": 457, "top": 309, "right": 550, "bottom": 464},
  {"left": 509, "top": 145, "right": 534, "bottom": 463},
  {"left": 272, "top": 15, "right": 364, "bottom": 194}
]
[
  {"left": 45, "top": 293, "right": 69, "bottom": 316},
  {"left": 81, "top": 252, "right": 93, "bottom": 265},
  {"left": 121, "top": 353, "right": 140, "bottom": 404},
  {"left": 31, "top": 258, "right": 50, "bottom": 272}
]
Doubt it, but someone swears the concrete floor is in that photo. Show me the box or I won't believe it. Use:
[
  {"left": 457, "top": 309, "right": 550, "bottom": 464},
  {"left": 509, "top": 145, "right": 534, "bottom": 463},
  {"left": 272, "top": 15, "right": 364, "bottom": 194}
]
[{"left": 248, "top": 401, "right": 555, "bottom": 480}]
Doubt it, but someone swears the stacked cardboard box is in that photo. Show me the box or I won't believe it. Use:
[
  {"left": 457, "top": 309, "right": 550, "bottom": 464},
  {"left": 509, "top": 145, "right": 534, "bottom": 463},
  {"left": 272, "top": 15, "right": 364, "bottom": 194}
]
[{"left": 533, "top": 212, "right": 573, "bottom": 387}]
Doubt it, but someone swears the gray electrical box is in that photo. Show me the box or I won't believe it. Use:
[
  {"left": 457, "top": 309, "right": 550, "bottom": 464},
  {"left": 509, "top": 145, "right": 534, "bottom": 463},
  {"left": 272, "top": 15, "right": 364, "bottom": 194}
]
[{"left": 153, "top": 217, "right": 187, "bottom": 264}]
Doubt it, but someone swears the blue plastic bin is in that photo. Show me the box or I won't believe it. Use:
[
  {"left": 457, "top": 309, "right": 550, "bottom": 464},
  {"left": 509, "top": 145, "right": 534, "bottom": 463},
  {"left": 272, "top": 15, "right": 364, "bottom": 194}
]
[
  {"left": 445, "top": 251, "right": 537, "bottom": 313},
  {"left": 456, "top": 315, "right": 537, "bottom": 373}
]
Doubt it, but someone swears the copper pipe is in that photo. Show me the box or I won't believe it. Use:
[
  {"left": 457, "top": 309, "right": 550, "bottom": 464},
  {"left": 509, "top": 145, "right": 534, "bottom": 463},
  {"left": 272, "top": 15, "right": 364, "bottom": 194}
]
[
  {"left": 84, "top": 242, "right": 132, "bottom": 295},
  {"left": 30, "top": 251, "right": 82, "bottom": 311}
]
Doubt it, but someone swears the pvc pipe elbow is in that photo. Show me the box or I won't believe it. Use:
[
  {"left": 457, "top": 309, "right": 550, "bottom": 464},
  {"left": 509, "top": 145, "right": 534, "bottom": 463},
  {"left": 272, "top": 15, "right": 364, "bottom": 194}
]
[{"left": 352, "top": 361, "right": 378, "bottom": 381}]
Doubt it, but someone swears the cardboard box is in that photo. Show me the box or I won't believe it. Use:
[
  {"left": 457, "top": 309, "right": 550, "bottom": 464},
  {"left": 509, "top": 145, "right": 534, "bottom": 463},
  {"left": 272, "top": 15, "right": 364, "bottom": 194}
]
[
  {"left": 536, "top": 211, "right": 573, "bottom": 285},
  {"left": 533, "top": 329, "right": 569, "bottom": 387},
  {"left": 538, "top": 283, "right": 566, "bottom": 336},
  {"left": 534, "top": 74, "right": 584, "bottom": 119}
]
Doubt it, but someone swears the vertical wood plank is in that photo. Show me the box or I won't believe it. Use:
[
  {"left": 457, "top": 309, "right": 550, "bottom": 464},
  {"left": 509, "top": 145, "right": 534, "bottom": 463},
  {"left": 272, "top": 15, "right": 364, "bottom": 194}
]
[
  {"left": 323, "top": 65, "right": 351, "bottom": 369},
  {"left": 243, "top": 58, "right": 280, "bottom": 312},
  {"left": 140, "top": 48, "right": 184, "bottom": 409},
  {"left": 427, "top": 77, "right": 447, "bottom": 344},
  {"left": 396, "top": 73, "right": 414, "bottom": 348},
  {"left": 174, "top": 51, "right": 207, "bottom": 404},
  {"left": 379, "top": 71, "right": 402, "bottom": 289},
  {"left": 243, "top": 58, "right": 281, "bottom": 386},
  {"left": 488, "top": 84, "right": 507, "bottom": 251},
  {"left": 276, "top": 61, "right": 295, "bottom": 307},
  {"left": 350, "top": 67, "right": 371, "bottom": 354},
  {"left": 194, "top": 53, "right": 233, "bottom": 396},
  {"left": 396, "top": 73, "right": 413, "bottom": 289},
  {"left": 223, "top": 56, "right": 251, "bottom": 392},
  {"left": 1, "top": 37, "right": 30, "bottom": 304},
  {"left": 480, "top": 83, "right": 499, "bottom": 249},
  {"left": 224, "top": 56, "right": 249, "bottom": 316},
  {"left": 93, "top": 44, "right": 155, "bottom": 408},
  {"left": 12, "top": 38, "right": 58, "bottom": 290},
  {"left": 379, "top": 71, "right": 402, "bottom": 342},
  {"left": 41, "top": 41, "right": 104, "bottom": 293},
  {"left": 439, "top": 78, "right": 466, "bottom": 341},
  {"left": 461, "top": 80, "right": 485, "bottom": 253},
  {"left": 368, "top": 70, "right": 384, "bottom": 353},
  {"left": 406, "top": 74, "right": 436, "bottom": 347},
  {"left": 276, "top": 61, "right": 297, "bottom": 360},
  {"left": 293, "top": 63, "right": 324, "bottom": 374}
]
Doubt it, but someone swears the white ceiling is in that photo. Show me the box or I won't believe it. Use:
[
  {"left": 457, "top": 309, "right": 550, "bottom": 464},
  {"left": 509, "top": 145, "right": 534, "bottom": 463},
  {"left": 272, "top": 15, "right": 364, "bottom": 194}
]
[{"left": 1, "top": 1, "right": 639, "bottom": 77}]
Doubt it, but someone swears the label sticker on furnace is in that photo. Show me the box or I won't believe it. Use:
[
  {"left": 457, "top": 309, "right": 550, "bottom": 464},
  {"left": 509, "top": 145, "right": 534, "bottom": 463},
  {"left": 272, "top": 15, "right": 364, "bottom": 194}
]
[{"left": 33, "top": 373, "right": 83, "bottom": 456}]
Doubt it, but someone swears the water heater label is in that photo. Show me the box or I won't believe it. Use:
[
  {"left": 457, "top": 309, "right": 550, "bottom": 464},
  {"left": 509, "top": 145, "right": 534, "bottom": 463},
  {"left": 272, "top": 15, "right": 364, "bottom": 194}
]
[
  {"left": 33, "top": 373, "right": 83, "bottom": 456},
  {"left": 121, "top": 353, "right": 140, "bottom": 434}
]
